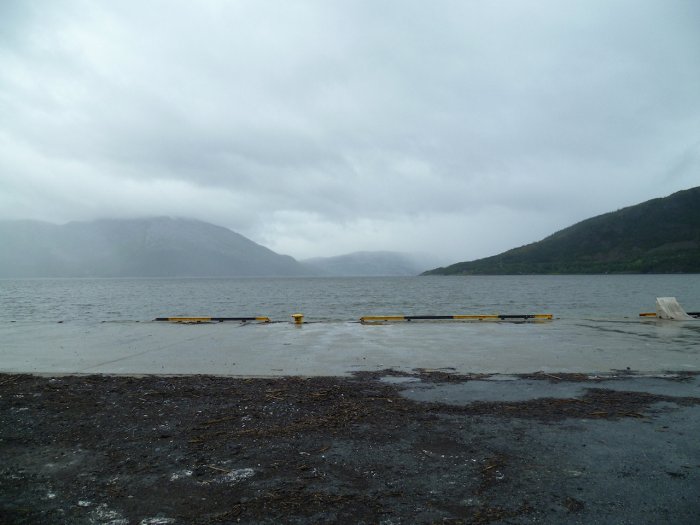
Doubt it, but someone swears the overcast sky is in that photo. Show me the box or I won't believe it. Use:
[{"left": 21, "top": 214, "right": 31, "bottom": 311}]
[{"left": 1, "top": 1, "right": 699, "bottom": 262}]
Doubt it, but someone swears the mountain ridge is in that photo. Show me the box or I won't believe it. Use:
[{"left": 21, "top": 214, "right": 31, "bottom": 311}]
[
  {"left": 0, "top": 217, "right": 310, "bottom": 278},
  {"left": 0, "top": 217, "right": 432, "bottom": 278},
  {"left": 302, "top": 251, "right": 436, "bottom": 276},
  {"left": 423, "top": 187, "right": 700, "bottom": 275}
]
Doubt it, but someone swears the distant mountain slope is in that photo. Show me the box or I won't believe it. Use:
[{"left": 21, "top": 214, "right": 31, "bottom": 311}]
[
  {"left": 423, "top": 187, "right": 700, "bottom": 275},
  {"left": 302, "top": 251, "right": 433, "bottom": 276},
  {"left": 0, "top": 217, "right": 310, "bottom": 277}
]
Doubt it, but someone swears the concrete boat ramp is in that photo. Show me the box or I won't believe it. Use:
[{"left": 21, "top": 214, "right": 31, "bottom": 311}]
[{"left": 1, "top": 317, "right": 699, "bottom": 377}]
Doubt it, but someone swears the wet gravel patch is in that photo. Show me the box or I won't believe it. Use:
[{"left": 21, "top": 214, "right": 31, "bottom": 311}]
[{"left": 2, "top": 372, "right": 699, "bottom": 524}]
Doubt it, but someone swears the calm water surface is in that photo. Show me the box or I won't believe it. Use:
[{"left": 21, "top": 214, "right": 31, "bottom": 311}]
[
  {"left": 2, "top": 275, "right": 700, "bottom": 375},
  {"left": 1, "top": 275, "right": 699, "bottom": 323}
]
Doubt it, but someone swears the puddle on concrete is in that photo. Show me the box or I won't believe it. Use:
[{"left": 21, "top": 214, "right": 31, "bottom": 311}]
[
  {"left": 400, "top": 376, "right": 700, "bottom": 405},
  {"left": 401, "top": 380, "right": 589, "bottom": 404},
  {"left": 380, "top": 376, "right": 422, "bottom": 384},
  {"left": 484, "top": 375, "right": 520, "bottom": 381}
]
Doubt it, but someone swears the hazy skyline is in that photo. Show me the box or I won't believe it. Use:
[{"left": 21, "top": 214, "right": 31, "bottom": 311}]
[{"left": 1, "top": 1, "right": 698, "bottom": 263}]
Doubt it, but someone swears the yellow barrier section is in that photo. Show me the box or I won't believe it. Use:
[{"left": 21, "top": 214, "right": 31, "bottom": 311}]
[
  {"left": 360, "top": 314, "right": 553, "bottom": 323},
  {"left": 158, "top": 317, "right": 271, "bottom": 323},
  {"left": 167, "top": 317, "right": 213, "bottom": 323},
  {"left": 639, "top": 312, "right": 699, "bottom": 318},
  {"left": 360, "top": 316, "right": 407, "bottom": 322}
]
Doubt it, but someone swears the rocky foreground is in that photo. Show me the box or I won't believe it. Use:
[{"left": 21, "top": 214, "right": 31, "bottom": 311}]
[{"left": 1, "top": 371, "right": 699, "bottom": 524}]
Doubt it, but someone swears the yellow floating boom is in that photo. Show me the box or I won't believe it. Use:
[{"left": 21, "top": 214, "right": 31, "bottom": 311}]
[
  {"left": 155, "top": 317, "right": 271, "bottom": 323},
  {"left": 360, "top": 314, "right": 552, "bottom": 323},
  {"left": 639, "top": 311, "right": 700, "bottom": 318}
]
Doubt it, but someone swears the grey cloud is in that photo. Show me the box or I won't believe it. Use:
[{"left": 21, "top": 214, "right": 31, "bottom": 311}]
[{"left": 1, "top": 0, "right": 699, "bottom": 261}]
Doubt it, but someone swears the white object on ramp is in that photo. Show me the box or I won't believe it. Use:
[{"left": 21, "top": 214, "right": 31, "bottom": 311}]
[{"left": 656, "top": 297, "right": 695, "bottom": 320}]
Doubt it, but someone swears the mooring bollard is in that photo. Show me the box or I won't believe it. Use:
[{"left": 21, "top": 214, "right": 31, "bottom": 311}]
[{"left": 292, "top": 313, "right": 304, "bottom": 325}]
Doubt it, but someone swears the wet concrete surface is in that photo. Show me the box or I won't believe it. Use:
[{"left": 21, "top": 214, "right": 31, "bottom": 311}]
[{"left": 2, "top": 318, "right": 699, "bottom": 377}]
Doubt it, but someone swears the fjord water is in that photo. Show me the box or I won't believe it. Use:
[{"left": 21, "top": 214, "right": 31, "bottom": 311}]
[
  {"left": 1, "top": 274, "right": 699, "bottom": 323},
  {"left": 1, "top": 275, "right": 699, "bottom": 376}
]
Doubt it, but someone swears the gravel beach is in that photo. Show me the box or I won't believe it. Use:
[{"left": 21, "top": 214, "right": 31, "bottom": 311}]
[{"left": 2, "top": 370, "right": 699, "bottom": 524}]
